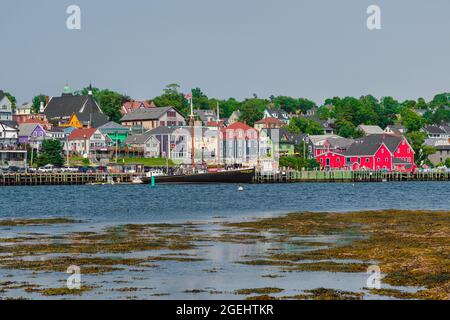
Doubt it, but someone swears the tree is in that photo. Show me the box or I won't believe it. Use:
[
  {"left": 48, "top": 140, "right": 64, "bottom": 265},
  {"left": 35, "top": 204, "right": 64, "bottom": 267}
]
[
  {"left": 4, "top": 92, "right": 16, "bottom": 112},
  {"left": 338, "top": 121, "right": 358, "bottom": 138},
  {"left": 239, "top": 98, "right": 267, "bottom": 126},
  {"left": 430, "top": 106, "right": 450, "bottom": 124},
  {"left": 32, "top": 95, "right": 47, "bottom": 114},
  {"left": 287, "top": 117, "right": 323, "bottom": 135},
  {"left": 406, "top": 131, "right": 435, "bottom": 166},
  {"left": 75, "top": 86, "right": 130, "bottom": 122},
  {"left": 153, "top": 84, "right": 189, "bottom": 115},
  {"left": 36, "top": 140, "right": 64, "bottom": 167},
  {"left": 445, "top": 158, "right": 450, "bottom": 168},
  {"left": 400, "top": 107, "right": 425, "bottom": 132}
]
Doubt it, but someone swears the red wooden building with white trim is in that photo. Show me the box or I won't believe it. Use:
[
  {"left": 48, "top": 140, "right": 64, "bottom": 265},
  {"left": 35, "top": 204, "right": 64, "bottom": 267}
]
[{"left": 315, "top": 134, "right": 416, "bottom": 172}]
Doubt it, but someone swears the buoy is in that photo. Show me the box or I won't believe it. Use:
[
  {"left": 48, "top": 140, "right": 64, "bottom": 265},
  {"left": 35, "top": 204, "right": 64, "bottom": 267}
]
[
  {"left": 238, "top": 186, "right": 244, "bottom": 192},
  {"left": 151, "top": 176, "right": 156, "bottom": 188}
]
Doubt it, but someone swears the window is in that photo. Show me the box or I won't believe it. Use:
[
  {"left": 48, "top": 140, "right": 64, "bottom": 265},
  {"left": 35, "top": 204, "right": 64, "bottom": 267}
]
[
  {"left": 381, "top": 149, "right": 384, "bottom": 154},
  {"left": 385, "top": 158, "right": 388, "bottom": 162},
  {"left": 336, "top": 158, "right": 340, "bottom": 163},
  {"left": 365, "top": 158, "right": 369, "bottom": 163},
  {"left": 407, "top": 149, "right": 410, "bottom": 154},
  {"left": 377, "top": 158, "right": 380, "bottom": 162},
  {"left": 160, "top": 121, "right": 165, "bottom": 126}
]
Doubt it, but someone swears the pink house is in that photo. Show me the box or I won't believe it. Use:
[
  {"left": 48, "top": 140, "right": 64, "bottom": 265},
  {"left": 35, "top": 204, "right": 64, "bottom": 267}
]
[{"left": 316, "top": 134, "right": 416, "bottom": 172}]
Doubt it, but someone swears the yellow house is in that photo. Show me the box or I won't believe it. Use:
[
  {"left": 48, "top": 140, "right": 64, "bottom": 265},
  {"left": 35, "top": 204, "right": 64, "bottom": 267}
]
[{"left": 61, "top": 113, "right": 83, "bottom": 129}]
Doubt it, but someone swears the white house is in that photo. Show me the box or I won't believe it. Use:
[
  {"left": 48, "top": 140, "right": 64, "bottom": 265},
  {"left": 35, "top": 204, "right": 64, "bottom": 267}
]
[
  {"left": 68, "top": 128, "right": 109, "bottom": 158},
  {"left": 0, "top": 90, "right": 13, "bottom": 121},
  {"left": 124, "top": 132, "right": 160, "bottom": 158}
]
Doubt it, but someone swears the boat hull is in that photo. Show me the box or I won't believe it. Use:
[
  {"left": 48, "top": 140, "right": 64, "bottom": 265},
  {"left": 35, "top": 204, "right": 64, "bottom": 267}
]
[{"left": 143, "top": 168, "right": 255, "bottom": 185}]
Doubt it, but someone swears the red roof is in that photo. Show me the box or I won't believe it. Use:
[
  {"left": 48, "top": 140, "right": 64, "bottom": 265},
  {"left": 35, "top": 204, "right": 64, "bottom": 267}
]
[
  {"left": 206, "top": 121, "right": 225, "bottom": 127},
  {"left": 68, "top": 128, "right": 97, "bottom": 140},
  {"left": 255, "top": 117, "right": 284, "bottom": 125},
  {"left": 121, "top": 101, "right": 155, "bottom": 115},
  {"left": 224, "top": 121, "right": 254, "bottom": 131}
]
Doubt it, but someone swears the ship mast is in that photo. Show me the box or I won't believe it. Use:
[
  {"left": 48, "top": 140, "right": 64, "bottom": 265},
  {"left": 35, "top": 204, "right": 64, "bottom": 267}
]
[
  {"left": 189, "top": 94, "right": 195, "bottom": 169},
  {"left": 217, "top": 102, "right": 221, "bottom": 169}
]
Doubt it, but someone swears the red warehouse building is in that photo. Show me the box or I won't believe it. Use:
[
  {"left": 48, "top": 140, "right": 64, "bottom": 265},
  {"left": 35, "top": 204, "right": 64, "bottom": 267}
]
[{"left": 316, "top": 134, "right": 416, "bottom": 172}]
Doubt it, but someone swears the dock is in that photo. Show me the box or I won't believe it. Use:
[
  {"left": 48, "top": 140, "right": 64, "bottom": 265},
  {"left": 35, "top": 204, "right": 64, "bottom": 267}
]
[
  {"left": 253, "top": 170, "right": 450, "bottom": 183},
  {"left": 0, "top": 173, "right": 144, "bottom": 186}
]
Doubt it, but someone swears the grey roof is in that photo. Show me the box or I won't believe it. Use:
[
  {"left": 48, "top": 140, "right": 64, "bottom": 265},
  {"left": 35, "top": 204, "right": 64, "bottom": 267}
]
[
  {"left": 48, "top": 126, "right": 65, "bottom": 133},
  {"left": 124, "top": 132, "right": 156, "bottom": 145},
  {"left": 18, "top": 123, "right": 43, "bottom": 137},
  {"left": 357, "top": 125, "right": 384, "bottom": 135},
  {"left": 266, "top": 108, "right": 290, "bottom": 121},
  {"left": 98, "top": 121, "right": 128, "bottom": 133},
  {"left": 17, "top": 102, "right": 33, "bottom": 110},
  {"left": 423, "top": 125, "right": 446, "bottom": 134},
  {"left": 344, "top": 134, "right": 403, "bottom": 156},
  {"left": 146, "top": 126, "right": 184, "bottom": 135},
  {"left": 121, "top": 107, "right": 178, "bottom": 121},
  {"left": 280, "top": 128, "right": 306, "bottom": 144},
  {"left": 194, "top": 109, "right": 217, "bottom": 123},
  {"left": 440, "top": 125, "right": 450, "bottom": 134},
  {"left": 0, "top": 90, "right": 5, "bottom": 101},
  {"left": 327, "top": 137, "right": 354, "bottom": 149},
  {"left": 44, "top": 93, "right": 109, "bottom": 127},
  {"left": 0, "top": 120, "right": 18, "bottom": 129}
]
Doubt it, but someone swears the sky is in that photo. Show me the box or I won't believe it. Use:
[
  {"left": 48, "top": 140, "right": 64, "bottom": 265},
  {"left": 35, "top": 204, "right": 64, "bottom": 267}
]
[{"left": 1, "top": 0, "right": 449, "bottom": 105}]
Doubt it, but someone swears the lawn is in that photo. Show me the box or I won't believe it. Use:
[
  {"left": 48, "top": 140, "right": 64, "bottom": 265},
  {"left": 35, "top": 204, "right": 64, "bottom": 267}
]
[{"left": 119, "top": 157, "right": 176, "bottom": 167}]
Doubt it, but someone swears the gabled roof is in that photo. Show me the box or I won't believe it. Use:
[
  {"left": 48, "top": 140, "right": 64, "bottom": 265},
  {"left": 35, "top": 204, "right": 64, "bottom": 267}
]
[
  {"left": 344, "top": 134, "right": 403, "bottom": 156},
  {"left": 147, "top": 126, "right": 181, "bottom": 135},
  {"left": 125, "top": 132, "right": 158, "bottom": 145},
  {"left": 18, "top": 123, "right": 44, "bottom": 137},
  {"left": 0, "top": 120, "right": 18, "bottom": 130},
  {"left": 265, "top": 108, "right": 290, "bottom": 120},
  {"left": 121, "top": 101, "right": 155, "bottom": 114},
  {"left": 225, "top": 121, "right": 254, "bottom": 131},
  {"left": 121, "top": 106, "right": 180, "bottom": 121},
  {"left": 327, "top": 137, "right": 354, "bottom": 149},
  {"left": 0, "top": 90, "right": 6, "bottom": 101},
  {"left": 17, "top": 102, "right": 33, "bottom": 110},
  {"left": 194, "top": 109, "right": 217, "bottom": 123},
  {"left": 98, "top": 121, "right": 128, "bottom": 132},
  {"left": 68, "top": 128, "right": 98, "bottom": 140},
  {"left": 255, "top": 117, "right": 285, "bottom": 125},
  {"left": 423, "top": 125, "right": 446, "bottom": 134},
  {"left": 357, "top": 125, "right": 384, "bottom": 135},
  {"left": 44, "top": 93, "right": 109, "bottom": 127}
]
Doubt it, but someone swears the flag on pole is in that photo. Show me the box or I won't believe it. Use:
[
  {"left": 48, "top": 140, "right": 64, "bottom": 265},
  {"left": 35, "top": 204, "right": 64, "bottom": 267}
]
[{"left": 185, "top": 93, "right": 192, "bottom": 101}]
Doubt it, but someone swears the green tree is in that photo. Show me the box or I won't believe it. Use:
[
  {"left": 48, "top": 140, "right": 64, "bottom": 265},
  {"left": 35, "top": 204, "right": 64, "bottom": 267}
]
[
  {"left": 153, "top": 84, "right": 189, "bottom": 115},
  {"left": 287, "top": 117, "right": 323, "bottom": 135},
  {"left": 239, "top": 98, "right": 267, "bottom": 126},
  {"left": 406, "top": 131, "right": 435, "bottom": 166},
  {"left": 32, "top": 95, "right": 47, "bottom": 114},
  {"left": 400, "top": 107, "right": 425, "bottom": 132},
  {"left": 4, "top": 92, "right": 16, "bottom": 112},
  {"left": 75, "top": 86, "right": 130, "bottom": 122},
  {"left": 36, "top": 140, "right": 64, "bottom": 167},
  {"left": 445, "top": 158, "right": 450, "bottom": 168}
]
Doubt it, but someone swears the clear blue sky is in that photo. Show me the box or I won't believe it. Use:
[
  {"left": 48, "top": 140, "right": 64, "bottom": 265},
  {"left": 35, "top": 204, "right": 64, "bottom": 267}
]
[{"left": 1, "top": 0, "right": 449, "bottom": 104}]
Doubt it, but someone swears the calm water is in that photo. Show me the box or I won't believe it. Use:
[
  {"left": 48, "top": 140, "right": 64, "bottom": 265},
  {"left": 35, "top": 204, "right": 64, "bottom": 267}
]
[
  {"left": 0, "top": 182, "right": 449, "bottom": 223},
  {"left": 0, "top": 182, "right": 448, "bottom": 300}
]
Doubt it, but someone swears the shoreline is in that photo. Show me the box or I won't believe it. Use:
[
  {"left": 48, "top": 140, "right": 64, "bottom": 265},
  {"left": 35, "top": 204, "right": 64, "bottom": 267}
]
[{"left": 0, "top": 209, "right": 448, "bottom": 300}]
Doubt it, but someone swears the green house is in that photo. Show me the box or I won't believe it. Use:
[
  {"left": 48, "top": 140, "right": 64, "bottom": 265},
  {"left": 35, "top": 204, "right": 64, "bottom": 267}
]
[{"left": 98, "top": 121, "right": 129, "bottom": 146}]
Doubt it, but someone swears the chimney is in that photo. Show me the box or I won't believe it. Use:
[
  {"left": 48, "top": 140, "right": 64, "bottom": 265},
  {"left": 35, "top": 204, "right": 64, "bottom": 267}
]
[{"left": 45, "top": 96, "right": 49, "bottom": 105}]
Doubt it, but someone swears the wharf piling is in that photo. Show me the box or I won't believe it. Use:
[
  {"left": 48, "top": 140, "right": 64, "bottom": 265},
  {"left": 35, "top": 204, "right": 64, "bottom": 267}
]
[
  {"left": 253, "top": 170, "right": 450, "bottom": 183},
  {"left": 0, "top": 173, "right": 143, "bottom": 186}
]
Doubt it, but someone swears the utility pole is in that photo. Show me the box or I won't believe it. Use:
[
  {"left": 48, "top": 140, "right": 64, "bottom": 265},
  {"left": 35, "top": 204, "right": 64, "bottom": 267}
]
[
  {"left": 66, "top": 134, "right": 69, "bottom": 166},
  {"left": 115, "top": 131, "right": 119, "bottom": 163}
]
